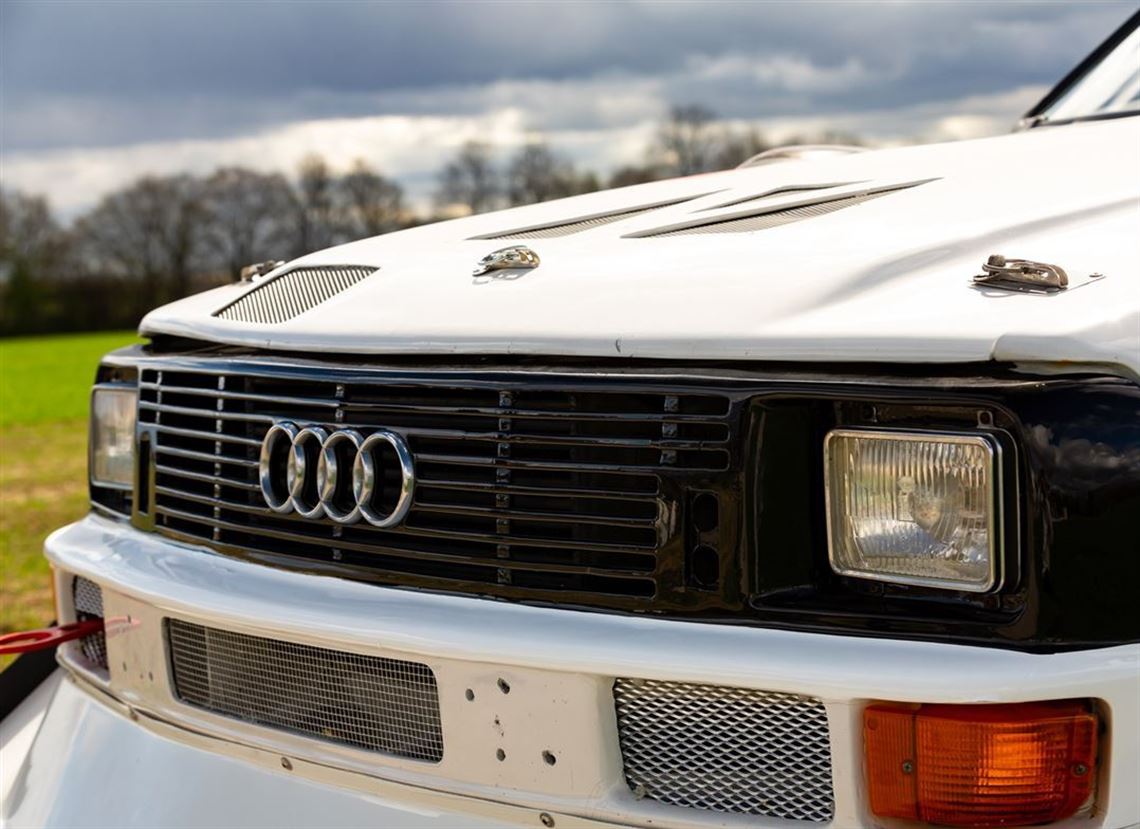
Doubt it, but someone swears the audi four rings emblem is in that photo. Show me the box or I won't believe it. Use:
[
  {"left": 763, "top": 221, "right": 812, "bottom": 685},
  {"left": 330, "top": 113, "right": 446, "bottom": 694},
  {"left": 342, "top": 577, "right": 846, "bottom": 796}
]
[{"left": 258, "top": 422, "right": 414, "bottom": 527}]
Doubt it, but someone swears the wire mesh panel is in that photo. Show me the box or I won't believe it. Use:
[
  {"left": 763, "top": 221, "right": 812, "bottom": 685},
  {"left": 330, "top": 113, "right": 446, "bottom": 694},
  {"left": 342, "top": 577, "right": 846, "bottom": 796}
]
[
  {"left": 214, "top": 265, "right": 377, "bottom": 324},
  {"left": 613, "top": 678, "right": 834, "bottom": 822},
  {"left": 167, "top": 619, "right": 443, "bottom": 762},
  {"left": 72, "top": 576, "right": 108, "bottom": 669}
]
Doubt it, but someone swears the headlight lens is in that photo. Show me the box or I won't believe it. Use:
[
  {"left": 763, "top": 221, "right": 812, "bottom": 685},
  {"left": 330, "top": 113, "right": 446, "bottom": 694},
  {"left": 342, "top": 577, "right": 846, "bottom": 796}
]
[
  {"left": 825, "top": 429, "right": 999, "bottom": 592},
  {"left": 90, "top": 387, "right": 137, "bottom": 488}
]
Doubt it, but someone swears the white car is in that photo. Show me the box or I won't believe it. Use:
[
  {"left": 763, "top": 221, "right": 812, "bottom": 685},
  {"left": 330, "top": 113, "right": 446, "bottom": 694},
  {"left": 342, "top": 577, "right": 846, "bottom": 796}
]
[{"left": 3, "top": 13, "right": 1139, "bottom": 829}]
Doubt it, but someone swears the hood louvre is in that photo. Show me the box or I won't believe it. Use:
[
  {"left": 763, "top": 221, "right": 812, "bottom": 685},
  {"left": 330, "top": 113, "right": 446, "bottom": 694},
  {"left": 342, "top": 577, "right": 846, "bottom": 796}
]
[
  {"left": 699, "top": 182, "right": 858, "bottom": 211},
  {"left": 215, "top": 265, "right": 377, "bottom": 325},
  {"left": 631, "top": 181, "right": 931, "bottom": 237},
  {"left": 471, "top": 194, "right": 715, "bottom": 241}
]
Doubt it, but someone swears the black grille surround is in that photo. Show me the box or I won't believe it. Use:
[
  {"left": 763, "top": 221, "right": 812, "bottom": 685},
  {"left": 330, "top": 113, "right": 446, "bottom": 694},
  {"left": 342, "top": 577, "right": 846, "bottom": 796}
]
[
  {"left": 118, "top": 350, "right": 1140, "bottom": 650},
  {"left": 137, "top": 359, "right": 743, "bottom": 612}
]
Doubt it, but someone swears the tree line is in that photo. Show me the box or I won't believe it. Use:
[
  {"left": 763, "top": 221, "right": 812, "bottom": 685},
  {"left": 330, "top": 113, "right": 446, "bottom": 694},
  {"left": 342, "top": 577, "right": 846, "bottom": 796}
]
[{"left": 0, "top": 106, "right": 860, "bottom": 336}]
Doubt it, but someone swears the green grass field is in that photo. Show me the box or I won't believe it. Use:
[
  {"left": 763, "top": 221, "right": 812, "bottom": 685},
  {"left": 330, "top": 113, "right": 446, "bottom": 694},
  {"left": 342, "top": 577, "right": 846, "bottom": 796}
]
[{"left": 1, "top": 330, "right": 140, "bottom": 665}]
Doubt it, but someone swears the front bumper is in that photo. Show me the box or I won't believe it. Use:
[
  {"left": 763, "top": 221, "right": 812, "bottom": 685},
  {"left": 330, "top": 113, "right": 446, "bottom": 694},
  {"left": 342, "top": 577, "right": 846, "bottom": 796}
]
[{"left": 5, "top": 514, "right": 1139, "bottom": 828}]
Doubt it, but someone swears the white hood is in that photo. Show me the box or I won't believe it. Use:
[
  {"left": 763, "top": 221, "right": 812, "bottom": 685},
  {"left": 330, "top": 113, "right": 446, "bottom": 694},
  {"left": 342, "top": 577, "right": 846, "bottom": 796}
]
[{"left": 142, "top": 117, "right": 1140, "bottom": 377}]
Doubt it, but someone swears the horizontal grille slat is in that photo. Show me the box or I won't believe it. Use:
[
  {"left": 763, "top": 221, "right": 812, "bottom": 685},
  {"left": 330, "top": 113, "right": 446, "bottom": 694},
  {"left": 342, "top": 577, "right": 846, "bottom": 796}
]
[
  {"left": 154, "top": 464, "right": 261, "bottom": 490},
  {"left": 411, "top": 502, "right": 656, "bottom": 529},
  {"left": 155, "top": 499, "right": 658, "bottom": 555},
  {"left": 399, "top": 428, "right": 728, "bottom": 450},
  {"left": 145, "top": 391, "right": 728, "bottom": 427},
  {"left": 141, "top": 383, "right": 342, "bottom": 409},
  {"left": 152, "top": 423, "right": 264, "bottom": 446},
  {"left": 141, "top": 362, "right": 737, "bottom": 603},
  {"left": 140, "top": 400, "right": 274, "bottom": 423},
  {"left": 156, "top": 522, "right": 661, "bottom": 588},
  {"left": 154, "top": 445, "right": 258, "bottom": 467},
  {"left": 414, "top": 478, "right": 657, "bottom": 502},
  {"left": 412, "top": 452, "right": 730, "bottom": 474},
  {"left": 343, "top": 403, "right": 726, "bottom": 422},
  {"left": 167, "top": 619, "right": 443, "bottom": 761}
]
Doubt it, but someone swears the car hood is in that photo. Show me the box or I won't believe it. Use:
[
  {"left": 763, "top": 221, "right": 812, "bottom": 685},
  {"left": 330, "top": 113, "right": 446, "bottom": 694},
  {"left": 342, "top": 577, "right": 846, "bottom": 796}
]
[{"left": 142, "top": 117, "right": 1140, "bottom": 377}]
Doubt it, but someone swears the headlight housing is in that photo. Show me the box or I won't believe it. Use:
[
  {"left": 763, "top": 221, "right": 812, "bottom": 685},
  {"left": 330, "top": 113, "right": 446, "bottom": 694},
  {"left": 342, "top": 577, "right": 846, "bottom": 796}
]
[
  {"left": 89, "top": 385, "right": 137, "bottom": 489},
  {"left": 824, "top": 429, "right": 1000, "bottom": 592}
]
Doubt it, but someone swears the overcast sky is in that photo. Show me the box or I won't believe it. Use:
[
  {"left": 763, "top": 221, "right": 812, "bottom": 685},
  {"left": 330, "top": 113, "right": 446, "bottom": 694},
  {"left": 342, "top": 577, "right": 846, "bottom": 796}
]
[{"left": 1, "top": 1, "right": 1134, "bottom": 217}]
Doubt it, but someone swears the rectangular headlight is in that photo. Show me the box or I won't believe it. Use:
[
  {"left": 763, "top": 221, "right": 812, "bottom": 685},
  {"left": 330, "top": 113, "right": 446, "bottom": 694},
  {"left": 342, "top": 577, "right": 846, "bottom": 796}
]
[
  {"left": 825, "top": 429, "right": 1000, "bottom": 592},
  {"left": 89, "top": 386, "right": 137, "bottom": 489}
]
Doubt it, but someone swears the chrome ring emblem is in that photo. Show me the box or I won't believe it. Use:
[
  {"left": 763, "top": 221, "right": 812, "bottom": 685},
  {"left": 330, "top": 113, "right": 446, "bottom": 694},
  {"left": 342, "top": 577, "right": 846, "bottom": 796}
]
[
  {"left": 259, "top": 421, "right": 300, "bottom": 513},
  {"left": 288, "top": 426, "right": 329, "bottom": 519},
  {"left": 317, "top": 429, "right": 364, "bottom": 524},
  {"left": 258, "top": 422, "right": 415, "bottom": 526},
  {"left": 353, "top": 430, "right": 415, "bottom": 528}
]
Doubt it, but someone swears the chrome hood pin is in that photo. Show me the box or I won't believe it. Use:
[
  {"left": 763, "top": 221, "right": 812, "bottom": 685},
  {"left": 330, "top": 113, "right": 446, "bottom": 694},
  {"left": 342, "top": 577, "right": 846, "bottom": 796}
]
[{"left": 472, "top": 245, "right": 540, "bottom": 277}]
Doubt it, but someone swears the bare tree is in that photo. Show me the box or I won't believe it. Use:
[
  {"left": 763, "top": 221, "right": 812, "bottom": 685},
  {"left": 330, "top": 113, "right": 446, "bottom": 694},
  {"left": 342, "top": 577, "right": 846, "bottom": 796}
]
[
  {"left": 655, "top": 104, "right": 718, "bottom": 176},
  {"left": 713, "top": 127, "right": 773, "bottom": 169},
  {"left": 436, "top": 141, "right": 499, "bottom": 214},
  {"left": 608, "top": 165, "right": 666, "bottom": 189},
  {"left": 291, "top": 153, "right": 339, "bottom": 257},
  {"left": 779, "top": 129, "right": 866, "bottom": 148},
  {"left": 202, "top": 167, "right": 294, "bottom": 281},
  {"left": 0, "top": 189, "right": 70, "bottom": 333},
  {"left": 0, "top": 189, "right": 61, "bottom": 266},
  {"left": 339, "top": 159, "right": 405, "bottom": 239},
  {"left": 73, "top": 174, "right": 207, "bottom": 305},
  {"left": 506, "top": 142, "right": 580, "bottom": 206}
]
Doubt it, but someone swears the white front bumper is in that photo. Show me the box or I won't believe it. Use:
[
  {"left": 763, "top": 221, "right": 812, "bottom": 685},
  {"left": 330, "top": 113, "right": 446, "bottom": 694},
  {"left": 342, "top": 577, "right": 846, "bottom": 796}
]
[
  {"left": 5, "top": 514, "right": 1139, "bottom": 829},
  {"left": 2, "top": 672, "right": 553, "bottom": 829}
]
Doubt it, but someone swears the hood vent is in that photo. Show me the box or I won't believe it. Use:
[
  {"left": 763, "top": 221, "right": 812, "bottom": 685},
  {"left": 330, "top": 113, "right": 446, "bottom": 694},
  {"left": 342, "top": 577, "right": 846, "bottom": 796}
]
[
  {"left": 214, "top": 265, "right": 377, "bottom": 325},
  {"left": 629, "top": 180, "right": 934, "bottom": 238},
  {"left": 699, "top": 182, "right": 858, "bottom": 212},
  {"left": 471, "top": 194, "right": 713, "bottom": 241}
]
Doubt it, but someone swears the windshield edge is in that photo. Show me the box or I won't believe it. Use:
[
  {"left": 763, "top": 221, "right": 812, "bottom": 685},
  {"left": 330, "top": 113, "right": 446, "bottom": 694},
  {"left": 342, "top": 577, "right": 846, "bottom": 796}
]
[{"left": 1020, "top": 8, "right": 1140, "bottom": 129}]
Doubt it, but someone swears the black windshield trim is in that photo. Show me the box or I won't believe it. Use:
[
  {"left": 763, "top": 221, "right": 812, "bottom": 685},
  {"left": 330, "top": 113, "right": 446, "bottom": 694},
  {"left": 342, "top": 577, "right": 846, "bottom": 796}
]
[
  {"left": 1026, "top": 109, "right": 1140, "bottom": 129},
  {"left": 1023, "top": 8, "right": 1140, "bottom": 126}
]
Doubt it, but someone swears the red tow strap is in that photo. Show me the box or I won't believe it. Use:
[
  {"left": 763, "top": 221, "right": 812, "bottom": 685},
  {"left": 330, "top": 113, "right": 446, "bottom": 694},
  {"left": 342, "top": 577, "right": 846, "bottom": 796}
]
[{"left": 0, "top": 620, "right": 104, "bottom": 655}]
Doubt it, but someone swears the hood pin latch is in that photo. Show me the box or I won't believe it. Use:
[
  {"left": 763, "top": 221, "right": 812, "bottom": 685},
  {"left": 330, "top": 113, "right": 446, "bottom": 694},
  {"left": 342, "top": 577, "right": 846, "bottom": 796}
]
[{"left": 973, "top": 254, "right": 1070, "bottom": 293}]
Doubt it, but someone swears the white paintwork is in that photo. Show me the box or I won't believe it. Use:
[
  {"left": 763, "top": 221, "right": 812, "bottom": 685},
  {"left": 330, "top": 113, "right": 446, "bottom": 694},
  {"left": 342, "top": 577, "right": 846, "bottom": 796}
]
[
  {"left": 12, "top": 112, "right": 1140, "bottom": 828},
  {"left": 1, "top": 673, "right": 551, "bottom": 829},
  {"left": 142, "top": 117, "right": 1140, "bottom": 378},
  {"left": 3, "top": 514, "right": 1134, "bottom": 829}
]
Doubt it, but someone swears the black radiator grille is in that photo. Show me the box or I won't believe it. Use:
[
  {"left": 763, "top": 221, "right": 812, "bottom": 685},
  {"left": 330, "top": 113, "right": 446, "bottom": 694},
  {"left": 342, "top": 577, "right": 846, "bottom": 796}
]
[{"left": 138, "top": 362, "right": 737, "bottom": 605}]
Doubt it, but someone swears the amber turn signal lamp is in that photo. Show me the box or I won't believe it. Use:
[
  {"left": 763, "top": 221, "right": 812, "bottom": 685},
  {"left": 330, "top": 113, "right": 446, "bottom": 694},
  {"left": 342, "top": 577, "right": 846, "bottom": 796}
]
[{"left": 864, "top": 700, "right": 1098, "bottom": 827}]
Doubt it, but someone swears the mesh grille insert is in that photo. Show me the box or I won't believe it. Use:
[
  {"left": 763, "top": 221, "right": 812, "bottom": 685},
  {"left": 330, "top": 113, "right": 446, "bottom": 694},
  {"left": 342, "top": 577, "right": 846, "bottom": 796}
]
[
  {"left": 613, "top": 678, "right": 834, "bottom": 822},
  {"left": 72, "top": 576, "right": 107, "bottom": 669},
  {"left": 215, "top": 265, "right": 376, "bottom": 324},
  {"left": 167, "top": 619, "right": 444, "bottom": 762}
]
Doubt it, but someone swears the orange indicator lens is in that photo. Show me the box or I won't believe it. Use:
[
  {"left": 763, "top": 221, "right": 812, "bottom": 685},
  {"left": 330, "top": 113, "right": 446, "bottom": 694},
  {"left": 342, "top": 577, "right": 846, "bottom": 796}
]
[{"left": 865, "top": 700, "right": 1097, "bottom": 827}]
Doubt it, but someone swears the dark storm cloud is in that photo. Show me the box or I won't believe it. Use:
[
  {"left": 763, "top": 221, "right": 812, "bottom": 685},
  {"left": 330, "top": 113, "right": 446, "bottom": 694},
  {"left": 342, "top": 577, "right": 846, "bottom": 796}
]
[{"left": 1, "top": 0, "right": 1134, "bottom": 151}]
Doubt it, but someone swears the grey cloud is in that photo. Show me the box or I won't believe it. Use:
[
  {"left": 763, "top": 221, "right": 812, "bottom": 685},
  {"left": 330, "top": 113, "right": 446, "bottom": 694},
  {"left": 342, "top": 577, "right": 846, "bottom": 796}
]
[{"left": 1, "top": 0, "right": 1133, "bottom": 152}]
